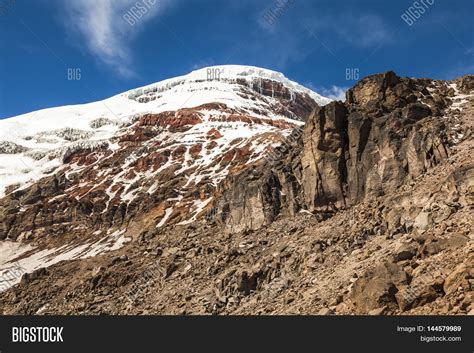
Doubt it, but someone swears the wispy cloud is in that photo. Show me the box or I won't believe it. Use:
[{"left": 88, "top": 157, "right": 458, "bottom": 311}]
[
  {"left": 305, "top": 12, "right": 393, "bottom": 49},
  {"left": 307, "top": 83, "right": 348, "bottom": 101},
  {"left": 60, "top": 0, "right": 171, "bottom": 78},
  {"left": 253, "top": 8, "right": 393, "bottom": 69},
  {"left": 336, "top": 14, "right": 392, "bottom": 48}
]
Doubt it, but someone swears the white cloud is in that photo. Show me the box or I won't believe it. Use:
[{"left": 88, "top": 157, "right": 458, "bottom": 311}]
[
  {"left": 253, "top": 9, "right": 393, "bottom": 69},
  {"left": 336, "top": 14, "right": 392, "bottom": 48},
  {"left": 305, "top": 13, "right": 392, "bottom": 49},
  {"left": 307, "top": 83, "right": 348, "bottom": 101},
  {"left": 61, "top": 0, "right": 170, "bottom": 78}
]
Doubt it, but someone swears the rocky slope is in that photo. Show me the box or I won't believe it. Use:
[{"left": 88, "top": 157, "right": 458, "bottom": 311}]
[{"left": 0, "top": 70, "right": 472, "bottom": 315}]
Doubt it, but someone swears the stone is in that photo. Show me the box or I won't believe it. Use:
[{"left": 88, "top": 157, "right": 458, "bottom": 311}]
[
  {"left": 214, "top": 71, "right": 450, "bottom": 233},
  {"left": 444, "top": 261, "right": 473, "bottom": 295},
  {"left": 402, "top": 102, "right": 431, "bottom": 121},
  {"left": 412, "top": 232, "right": 429, "bottom": 244},
  {"left": 421, "top": 233, "right": 469, "bottom": 257},
  {"left": 20, "top": 268, "right": 49, "bottom": 286},
  {"left": 330, "top": 294, "right": 344, "bottom": 306},
  {"left": 318, "top": 308, "right": 334, "bottom": 315},
  {"left": 392, "top": 243, "right": 417, "bottom": 262},
  {"left": 445, "top": 233, "right": 470, "bottom": 249},
  {"left": 421, "top": 240, "right": 444, "bottom": 257},
  {"left": 395, "top": 284, "right": 439, "bottom": 312},
  {"left": 431, "top": 204, "right": 453, "bottom": 224},
  {"left": 350, "top": 262, "right": 408, "bottom": 314},
  {"left": 368, "top": 306, "right": 386, "bottom": 315},
  {"left": 92, "top": 266, "right": 106, "bottom": 277},
  {"left": 414, "top": 211, "right": 432, "bottom": 231}
]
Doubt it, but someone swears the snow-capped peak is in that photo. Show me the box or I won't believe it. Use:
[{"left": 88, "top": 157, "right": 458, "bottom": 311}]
[
  {"left": 125, "top": 65, "right": 331, "bottom": 107},
  {"left": 0, "top": 65, "right": 331, "bottom": 197}
]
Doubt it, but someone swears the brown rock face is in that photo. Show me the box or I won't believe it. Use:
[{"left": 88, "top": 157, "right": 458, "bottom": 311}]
[
  {"left": 215, "top": 71, "right": 452, "bottom": 232},
  {"left": 443, "top": 256, "right": 474, "bottom": 296},
  {"left": 350, "top": 262, "right": 408, "bottom": 313},
  {"left": 300, "top": 102, "right": 348, "bottom": 212}
]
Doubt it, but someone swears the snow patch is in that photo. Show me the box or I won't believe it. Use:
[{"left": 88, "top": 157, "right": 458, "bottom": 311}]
[{"left": 0, "top": 230, "right": 131, "bottom": 292}]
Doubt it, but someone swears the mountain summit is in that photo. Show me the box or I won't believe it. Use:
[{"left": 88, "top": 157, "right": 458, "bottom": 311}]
[{"left": 0, "top": 65, "right": 330, "bottom": 198}]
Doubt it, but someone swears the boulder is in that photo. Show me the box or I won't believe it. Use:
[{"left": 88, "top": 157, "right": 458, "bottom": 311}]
[
  {"left": 414, "top": 211, "right": 432, "bottom": 231},
  {"left": 420, "top": 233, "right": 469, "bottom": 257},
  {"left": 392, "top": 242, "right": 417, "bottom": 262},
  {"left": 444, "top": 259, "right": 474, "bottom": 295},
  {"left": 350, "top": 262, "right": 408, "bottom": 314},
  {"left": 318, "top": 308, "right": 335, "bottom": 315},
  {"left": 395, "top": 284, "right": 440, "bottom": 312}
]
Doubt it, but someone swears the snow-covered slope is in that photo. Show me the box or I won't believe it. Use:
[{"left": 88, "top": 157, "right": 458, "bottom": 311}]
[
  {"left": 0, "top": 65, "right": 330, "bottom": 197},
  {"left": 125, "top": 65, "right": 331, "bottom": 108}
]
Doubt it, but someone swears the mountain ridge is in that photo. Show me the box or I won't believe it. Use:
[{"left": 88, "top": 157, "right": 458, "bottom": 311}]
[{"left": 0, "top": 65, "right": 330, "bottom": 198}]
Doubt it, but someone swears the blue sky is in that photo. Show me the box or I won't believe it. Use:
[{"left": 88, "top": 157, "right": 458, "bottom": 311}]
[{"left": 0, "top": 0, "right": 472, "bottom": 119}]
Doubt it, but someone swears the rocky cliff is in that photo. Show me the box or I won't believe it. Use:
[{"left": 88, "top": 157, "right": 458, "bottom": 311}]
[{"left": 213, "top": 72, "right": 462, "bottom": 233}]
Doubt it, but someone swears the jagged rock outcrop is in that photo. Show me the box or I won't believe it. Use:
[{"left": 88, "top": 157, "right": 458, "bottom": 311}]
[{"left": 215, "top": 71, "right": 453, "bottom": 233}]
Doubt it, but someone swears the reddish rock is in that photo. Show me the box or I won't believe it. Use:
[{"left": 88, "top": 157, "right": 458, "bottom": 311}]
[
  {"left": 207, "top": 128, "right": 223, "bottom": 140},
  {"left": 206, "top": 141, "right": 218, "bottom": 150},
  {"left": 189, "top": 144, "right": 203, "bottom": 159},
  {"left": 124, "top": 170, "right": 136, "bottom": 180},
  {"left": 138, "top": 110, "right": 202, "bottom": 132},
  {"left": 230, "top": 138, "right": 244, "bottom": 146},
  {"left": 172, "top": 145, "right": 187, "bottom": 158}
]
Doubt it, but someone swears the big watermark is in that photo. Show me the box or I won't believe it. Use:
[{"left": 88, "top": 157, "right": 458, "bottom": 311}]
[
  {"left": 123, "top": 0, "right": 157, "bottom": 26},
  {"left": 401, "top": 0, "right": 435, "bottom": 26}
]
